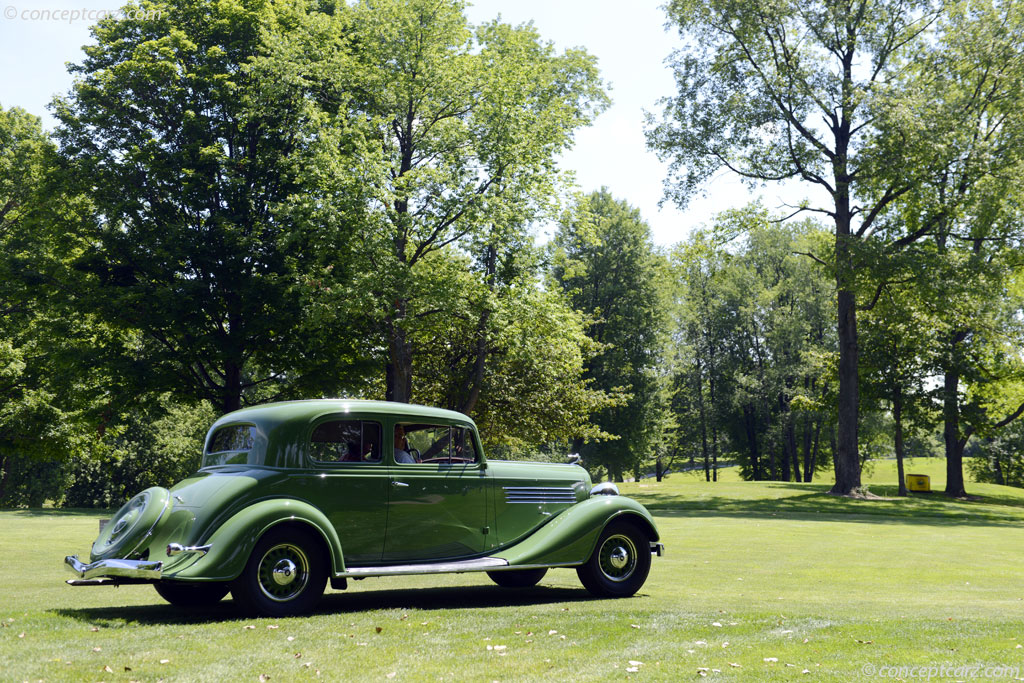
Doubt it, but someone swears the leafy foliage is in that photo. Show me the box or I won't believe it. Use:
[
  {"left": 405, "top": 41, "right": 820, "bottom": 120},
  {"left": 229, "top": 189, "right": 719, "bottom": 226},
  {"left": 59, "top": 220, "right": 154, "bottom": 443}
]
[{"left": 551, "top": 190, "right": 670, "bottom": 480}]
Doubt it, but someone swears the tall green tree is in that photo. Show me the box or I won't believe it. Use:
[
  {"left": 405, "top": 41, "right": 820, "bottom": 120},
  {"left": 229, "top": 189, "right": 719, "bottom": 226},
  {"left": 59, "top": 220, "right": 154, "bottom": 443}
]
[
  {"left": 645, "top": 0, "right": 1018, "bottom": 494},
  {"left": 552, "top": 189, "right": 670, "bottom": 481},
  {"left": 52, "top": 0, "right": 370, "bottom": 415},
  {"left": 668, "top": 205, "right": 835, "bottom": 483},
  {"left": 864, "top": 0, "right": 1024, "bottom": 496},
  {"left": 0, "top": 105, "right": 69, "bottom": 502},
  {"left": 345, "top": 0, "right": 608, "bottom": 403}
]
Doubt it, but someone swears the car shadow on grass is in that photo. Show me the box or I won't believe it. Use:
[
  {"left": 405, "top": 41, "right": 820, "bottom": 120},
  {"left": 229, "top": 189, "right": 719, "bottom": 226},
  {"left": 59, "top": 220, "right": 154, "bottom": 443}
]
[{"left": 52, "top": 585, "right": 601, "bottom": 626}]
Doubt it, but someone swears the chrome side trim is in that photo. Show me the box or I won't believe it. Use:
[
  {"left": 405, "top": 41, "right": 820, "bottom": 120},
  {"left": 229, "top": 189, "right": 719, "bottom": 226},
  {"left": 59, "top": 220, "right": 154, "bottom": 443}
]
[
  {"left": 65, "top": 555, "right": 163, "bottom": 580},
  {"left": 650, "top": 542, "right": 665, "bottom": 557},
  {"left": 342, "top": 557, "right": 508, "bottom": 577},
  {"left": 503, "top": 486, "right": 577, "bottom": 504},
  {"left": 590, "top": 482, "right": 619, "bottom": 496},
  {"left": 166, "top": 543, "right": 212, "bottom": 557}
]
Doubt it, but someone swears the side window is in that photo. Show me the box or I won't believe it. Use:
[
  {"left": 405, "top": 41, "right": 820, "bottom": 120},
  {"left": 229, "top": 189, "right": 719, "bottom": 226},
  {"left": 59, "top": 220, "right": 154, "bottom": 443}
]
[
  {"left": 394, "top": 424, "right": 478, "bottom": 464},
  {"left": 311, "top": 420, "right": 382, "bottom": 464},
  {"left": 452, "top": 427, "right": 478, "bottom": 463},
  {"left": 396, "top": 424, "right": 451, "bottom": 464}
]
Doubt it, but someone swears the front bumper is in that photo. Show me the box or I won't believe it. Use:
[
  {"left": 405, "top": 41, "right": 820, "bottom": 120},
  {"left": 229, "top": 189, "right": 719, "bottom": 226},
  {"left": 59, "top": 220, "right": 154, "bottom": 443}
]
[
  {"left": 65, "top": 555, "right": 163, "bottom": 582},
  {"left": 650, "top": 542, "right": 665, "bottom": 556}
]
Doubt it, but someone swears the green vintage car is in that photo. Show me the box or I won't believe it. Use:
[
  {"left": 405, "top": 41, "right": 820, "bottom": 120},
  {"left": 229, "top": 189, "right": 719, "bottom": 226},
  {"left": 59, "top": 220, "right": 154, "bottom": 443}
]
[{"left": 65, "top": 400, "right": 663, "bottom": 616}]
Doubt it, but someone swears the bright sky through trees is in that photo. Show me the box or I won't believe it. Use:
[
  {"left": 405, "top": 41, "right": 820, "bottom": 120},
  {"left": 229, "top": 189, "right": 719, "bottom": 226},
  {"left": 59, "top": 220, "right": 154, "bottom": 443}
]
[{"left": 0, "top": 0, "right": 812, "bottom": 244}]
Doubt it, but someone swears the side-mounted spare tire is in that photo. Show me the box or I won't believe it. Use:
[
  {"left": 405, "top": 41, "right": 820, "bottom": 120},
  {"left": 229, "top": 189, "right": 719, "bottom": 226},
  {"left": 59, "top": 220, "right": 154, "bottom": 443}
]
[{"left": 90, "top": 487, "right": 171, "bottom": 562}]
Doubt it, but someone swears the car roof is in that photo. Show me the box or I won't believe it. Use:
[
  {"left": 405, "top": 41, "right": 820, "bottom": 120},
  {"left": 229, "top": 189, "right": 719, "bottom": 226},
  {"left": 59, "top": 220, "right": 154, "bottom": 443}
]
[{"left": 212, "top": 399, "right": 476, "bottom": 428}]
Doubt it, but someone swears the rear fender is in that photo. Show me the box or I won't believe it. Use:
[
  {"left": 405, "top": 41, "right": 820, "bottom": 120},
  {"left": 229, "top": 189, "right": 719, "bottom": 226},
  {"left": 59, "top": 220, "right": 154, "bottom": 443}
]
[
  {"left": 493, "top": 496, "right": 659, "bottom": 567},
  {"left": 166, "top": 499, "right": 345, "bottom": 581}
]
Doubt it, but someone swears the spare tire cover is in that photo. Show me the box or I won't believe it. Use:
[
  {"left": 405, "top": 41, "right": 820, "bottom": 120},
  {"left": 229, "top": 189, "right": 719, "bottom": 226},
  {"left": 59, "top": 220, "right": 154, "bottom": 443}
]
[{"left": 90, "top": 487, "right": 171, "bottom": 562}]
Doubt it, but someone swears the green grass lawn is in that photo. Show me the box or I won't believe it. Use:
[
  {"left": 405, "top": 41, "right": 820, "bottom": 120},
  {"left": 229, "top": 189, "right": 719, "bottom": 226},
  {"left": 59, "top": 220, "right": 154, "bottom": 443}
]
[{"left": 2, "top": 458, "right": 1023, "bottom": 681}]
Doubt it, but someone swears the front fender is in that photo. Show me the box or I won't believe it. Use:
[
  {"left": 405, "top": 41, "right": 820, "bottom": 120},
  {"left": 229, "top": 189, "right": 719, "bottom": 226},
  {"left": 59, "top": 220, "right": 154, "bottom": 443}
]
[
  {"left": 166, "top": 498, "right": 345, "bottom": 582},
  {"left": 493, "top": 496, "right": 659, "bottom": 567}
]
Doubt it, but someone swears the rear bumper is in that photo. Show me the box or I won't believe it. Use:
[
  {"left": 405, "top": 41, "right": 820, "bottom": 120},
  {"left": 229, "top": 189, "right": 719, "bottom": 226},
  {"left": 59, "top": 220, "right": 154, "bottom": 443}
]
[
  {"left": 65, "top": 555, "right": 163, "bottom": 582},
  {"left": 650, "top": 542, "right": 665, "bottom": 557}
]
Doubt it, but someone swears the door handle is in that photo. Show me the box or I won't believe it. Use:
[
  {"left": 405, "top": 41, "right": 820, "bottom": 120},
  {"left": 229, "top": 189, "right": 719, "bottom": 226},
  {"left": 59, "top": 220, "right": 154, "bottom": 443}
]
[{"left": 391, "top": 480, "right": 410, "bottom": 488}]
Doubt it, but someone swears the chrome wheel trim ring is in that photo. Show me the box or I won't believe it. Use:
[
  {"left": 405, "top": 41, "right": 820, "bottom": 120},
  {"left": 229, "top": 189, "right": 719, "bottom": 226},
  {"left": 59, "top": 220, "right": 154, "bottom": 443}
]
[
  {"left": 598, "top": 533, "right": 637, "bottom": 582},
  {"left": 257, "top": 544, "right": 310, "bottom": 602}
]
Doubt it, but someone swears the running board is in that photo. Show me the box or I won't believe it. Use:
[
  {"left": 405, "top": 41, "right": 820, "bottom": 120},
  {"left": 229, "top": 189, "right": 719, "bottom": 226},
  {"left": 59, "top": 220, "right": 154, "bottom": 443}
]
[{"left": 341, "top": 557, "right": 508, "bottom": 578}]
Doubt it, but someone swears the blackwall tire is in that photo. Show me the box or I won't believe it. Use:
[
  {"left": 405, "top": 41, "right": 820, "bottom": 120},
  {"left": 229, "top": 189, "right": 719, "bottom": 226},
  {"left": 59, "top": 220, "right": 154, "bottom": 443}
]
[
  {"left": 154, "top": 581, "right": 230, "bottom": 607},
  {"left": 576, "top": 519, "right": 651, "bottom": 598},
  {"left": 230, "top": 526, "right": 327, "bottom": 617},
  {"left": 486, "top": 568, "right": 548, "bottom": 588}
]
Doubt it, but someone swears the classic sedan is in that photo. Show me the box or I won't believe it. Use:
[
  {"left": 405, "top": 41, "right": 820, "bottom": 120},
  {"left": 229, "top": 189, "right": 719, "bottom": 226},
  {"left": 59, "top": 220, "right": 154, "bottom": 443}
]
[{"left": 65, "top": 400, "right": 663, "bottom": 616}]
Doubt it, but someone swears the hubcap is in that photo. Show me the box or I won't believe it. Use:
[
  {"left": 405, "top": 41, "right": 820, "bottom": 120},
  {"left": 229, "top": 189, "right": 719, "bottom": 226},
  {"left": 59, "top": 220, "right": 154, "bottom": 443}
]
[
  {"left": 609, "top": 545, "right": 630, "bottom": 569},
  {"left": 598, "top": 534, "right": 638, "bottom": 582},
  {"left": 272, "top": 559, "right": 298, "bottom": 586},
  {"left": 257, "top": 544, "right": 310, "bottom": 602}
]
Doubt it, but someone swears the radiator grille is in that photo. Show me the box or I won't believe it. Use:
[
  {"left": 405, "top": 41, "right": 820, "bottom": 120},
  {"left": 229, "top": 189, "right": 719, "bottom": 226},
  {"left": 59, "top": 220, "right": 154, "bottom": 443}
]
[{"left": 503, "top": 486, "right": 577, "bottom": 504}]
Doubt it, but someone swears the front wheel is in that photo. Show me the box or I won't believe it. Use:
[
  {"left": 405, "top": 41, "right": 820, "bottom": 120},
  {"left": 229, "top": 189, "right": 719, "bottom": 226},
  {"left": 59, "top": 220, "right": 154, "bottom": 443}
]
[
  {"left": 487, "top": 568, "right": 547, "bottom": 588},
  {"left": 576, "top": 520, "right": 651, "bottom": 598},
  {"left": 230, "top": 526, "right": 327, "bottom": 617},
  {"left": 154, "top": 581, "right": 229, "bottom": 607}
]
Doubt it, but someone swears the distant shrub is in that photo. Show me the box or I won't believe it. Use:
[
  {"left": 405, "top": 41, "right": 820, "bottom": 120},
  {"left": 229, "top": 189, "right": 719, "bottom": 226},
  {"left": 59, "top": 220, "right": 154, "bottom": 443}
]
[
  {"left": 968, "top": 421, "right": 1024, "bottom": 488},
  {"left": 62, "top": 399, "right": 214, "bottom": 508}
]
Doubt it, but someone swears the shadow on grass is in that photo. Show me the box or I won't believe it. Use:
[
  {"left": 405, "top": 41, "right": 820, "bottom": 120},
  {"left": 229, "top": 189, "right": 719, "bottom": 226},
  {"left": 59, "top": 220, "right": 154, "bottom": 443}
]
[
  {"left": 1, "top": 507, "right": 114, "bottom": 517},
  {"left": 636, "top": 483, "right": 1024, "bottom": 528},
  {"left": 52, "top": 585, "right": 600, "bottom": 626}
]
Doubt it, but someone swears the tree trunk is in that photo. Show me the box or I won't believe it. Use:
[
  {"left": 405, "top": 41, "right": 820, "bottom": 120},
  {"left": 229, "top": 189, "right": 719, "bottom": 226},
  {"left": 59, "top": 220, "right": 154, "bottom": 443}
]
[
  {"left": 805, "top": 416, "right": 822, "bottom": 483},
  {"left": 696, "top": 359, "right": 710, "bottom": 482},
  {"left": 458, "top": 243, "right": 496, "bottom": 415},
  {"left": 386, "top": 302, "right": 413, "bottom": 403},
  {"left": 832, "top": 257, "right": 861, "bottom": 493},
  {"left": 894, "top": 389, "right": 907, "bottom": 497},
  {"left": 800, "top": 413, "right": 812, "bottom": 483},
  {"left": 943, "top": 368, "right": 968, "bottom": 497},
  {"left": 223, "top": 360, "right": 242, "bottom": 414},
  {"left": 743, "top": 403, "right": 761, "bottom": 479},
  {"left": 711, "top": 423, "right": 719, "bottom": 482},
  {"left": 787, "top": 417, "right": 800, "bottom": 483}
]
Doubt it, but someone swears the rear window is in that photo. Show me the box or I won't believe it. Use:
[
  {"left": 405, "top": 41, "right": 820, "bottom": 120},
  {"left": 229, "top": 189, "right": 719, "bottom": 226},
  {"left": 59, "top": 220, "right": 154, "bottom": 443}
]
[{"left": 203, "top": 425, "right": 258, "bottom": 467}]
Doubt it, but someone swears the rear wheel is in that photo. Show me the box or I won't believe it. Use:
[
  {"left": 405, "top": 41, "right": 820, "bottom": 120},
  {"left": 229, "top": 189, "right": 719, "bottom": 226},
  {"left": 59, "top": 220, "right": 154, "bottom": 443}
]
[
  {"left": 576, "top": 520, "right": 651, "bottom": 598},
  {"left": 486, "top": 568, "right": 547, "bottom": 588},
  {"left": 154, "top": 581, "right": 229, "bottom": 607},
  {"left": 231, "top": 526, "right": 327, "bottom": 617}
]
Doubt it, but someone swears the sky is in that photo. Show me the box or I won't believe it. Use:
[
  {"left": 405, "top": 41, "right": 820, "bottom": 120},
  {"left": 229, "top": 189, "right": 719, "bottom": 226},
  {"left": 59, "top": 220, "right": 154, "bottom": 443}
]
[{"left": 0, "top": 0, "right": 795, "bottom": 246}]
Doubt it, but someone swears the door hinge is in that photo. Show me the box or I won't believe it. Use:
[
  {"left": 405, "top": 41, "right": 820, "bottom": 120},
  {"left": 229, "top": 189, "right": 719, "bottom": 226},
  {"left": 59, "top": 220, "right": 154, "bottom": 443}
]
[{"left": 482, "top": 526, "right": 489, "bottom": 535}]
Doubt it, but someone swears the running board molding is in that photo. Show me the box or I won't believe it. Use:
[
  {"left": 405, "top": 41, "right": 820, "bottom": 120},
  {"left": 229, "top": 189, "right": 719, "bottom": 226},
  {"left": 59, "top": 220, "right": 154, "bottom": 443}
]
[{"left": 341, "top": 557, "right": 508, "bottom": 578}]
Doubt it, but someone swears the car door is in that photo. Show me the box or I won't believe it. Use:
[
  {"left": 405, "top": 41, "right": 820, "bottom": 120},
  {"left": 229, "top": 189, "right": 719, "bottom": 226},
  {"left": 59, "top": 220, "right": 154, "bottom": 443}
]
[
  {"left": 292, "top": 416, "right": 390, "bottom": 565},
  {"left": 382, "top": 422, "right": 491, "bottom": 563}
]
